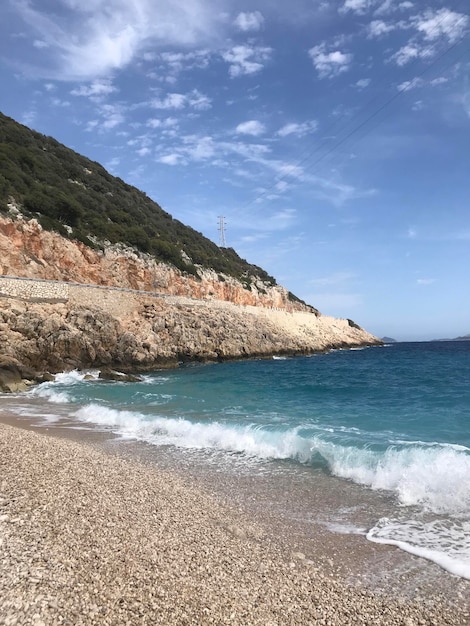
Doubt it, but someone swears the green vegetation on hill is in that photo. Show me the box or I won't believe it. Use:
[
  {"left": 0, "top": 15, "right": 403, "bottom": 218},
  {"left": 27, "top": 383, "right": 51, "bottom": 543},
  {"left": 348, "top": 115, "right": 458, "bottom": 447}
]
[{"left": 0, "top": 112, "right": 277, "bottom": 288}]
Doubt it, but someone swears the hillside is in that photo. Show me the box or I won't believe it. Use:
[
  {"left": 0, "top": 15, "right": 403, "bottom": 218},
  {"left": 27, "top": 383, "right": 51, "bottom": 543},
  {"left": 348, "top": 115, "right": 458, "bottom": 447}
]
[
  {"left": 0, "top": 111, "right": 302, "bottom": 300},
  {"left": 0, "top": 112, "right": 381, "bottom": 387}
]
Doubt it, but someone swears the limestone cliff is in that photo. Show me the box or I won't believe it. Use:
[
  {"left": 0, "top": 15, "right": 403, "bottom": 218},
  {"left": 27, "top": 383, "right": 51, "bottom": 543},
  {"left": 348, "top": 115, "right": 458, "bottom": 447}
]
[
  {"left": 0, "top": 214, "right": 381, "bottom": 389},
  {"left": 0, "top": 212, "right": 311, "bottom": 311}
]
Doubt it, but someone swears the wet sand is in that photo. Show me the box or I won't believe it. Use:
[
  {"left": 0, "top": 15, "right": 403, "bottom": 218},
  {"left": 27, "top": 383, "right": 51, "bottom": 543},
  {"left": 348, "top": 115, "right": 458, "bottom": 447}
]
[{"left": 1, "top": 414, "right": 468, "bottom": 625}]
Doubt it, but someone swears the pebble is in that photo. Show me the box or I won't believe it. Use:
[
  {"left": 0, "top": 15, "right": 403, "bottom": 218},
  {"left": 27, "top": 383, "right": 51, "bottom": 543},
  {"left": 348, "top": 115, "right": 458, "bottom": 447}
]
[{"left": 0, "top": 423, "right": 466, "bottom": 626}]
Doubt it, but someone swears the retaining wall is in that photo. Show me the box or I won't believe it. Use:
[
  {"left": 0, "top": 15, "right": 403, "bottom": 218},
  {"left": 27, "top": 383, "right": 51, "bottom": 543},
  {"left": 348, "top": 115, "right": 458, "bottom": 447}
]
[{"left": 0, "top": 276, "right": 69, "bottom": 302}]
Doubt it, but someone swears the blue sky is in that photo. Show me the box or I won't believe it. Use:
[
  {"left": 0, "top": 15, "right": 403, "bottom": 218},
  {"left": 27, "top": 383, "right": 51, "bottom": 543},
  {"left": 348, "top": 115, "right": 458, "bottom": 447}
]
[{"left": 1, "top": 0, "right": 469, "bottom": 341}]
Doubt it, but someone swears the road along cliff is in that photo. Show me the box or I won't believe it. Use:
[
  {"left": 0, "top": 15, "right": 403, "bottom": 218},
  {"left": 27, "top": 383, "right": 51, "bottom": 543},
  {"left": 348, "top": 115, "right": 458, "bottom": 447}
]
[{"left": 0, "top": 215, "right": 381, "bottom": 390}]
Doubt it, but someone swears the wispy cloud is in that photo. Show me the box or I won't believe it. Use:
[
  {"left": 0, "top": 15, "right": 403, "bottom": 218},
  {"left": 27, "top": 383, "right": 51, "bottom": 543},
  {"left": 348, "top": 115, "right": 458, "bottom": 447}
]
[
  {"left": 411, "top": 8, "right": 469, "bottom": 44},
  {"left": 222, "top": 45, "right": 272, "bottom": 77},
  {"left": 10, "top": 0, "right": 229, "bottom": 80},
  {"left": 391, "top": 8, "right": 469, "bottom": 67},
  {"left": 308, "top": 43, "right": 352, "bottom": 78},
  {"left": 277, "top": 121, "right": 318, "bottom": 138},
  {"left": 70, "top": 79, "right": 117, "bottom": 101},
  {"left": 234, "top": 11, "right": 264, "bottom": 32},
  {"left": 355, "top": 78, "right": 371, "bottom": 89},
  {"left": 151, "top": 89, "right": 211, "bottom": 111},
  {"left": 367, "top": 19, "right": 395, "bottom": 38},
  {"left": 235, "top": 120, "right": 266, "bottom": 136},
  {"left": 339, "top": 0, "right": 371, "bottom": 15}
]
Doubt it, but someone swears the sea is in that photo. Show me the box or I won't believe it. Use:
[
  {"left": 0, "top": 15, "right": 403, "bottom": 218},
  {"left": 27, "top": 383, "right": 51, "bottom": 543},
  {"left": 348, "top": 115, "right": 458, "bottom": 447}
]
[{"left": 3, "top": 340, "right": 470, "bottom": 596}]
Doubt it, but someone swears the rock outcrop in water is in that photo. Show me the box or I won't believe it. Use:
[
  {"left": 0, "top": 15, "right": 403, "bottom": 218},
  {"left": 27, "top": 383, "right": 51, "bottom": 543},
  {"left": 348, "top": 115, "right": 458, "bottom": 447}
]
[{"left": 0, "top": 214, "right": 381, "bottom": 390}]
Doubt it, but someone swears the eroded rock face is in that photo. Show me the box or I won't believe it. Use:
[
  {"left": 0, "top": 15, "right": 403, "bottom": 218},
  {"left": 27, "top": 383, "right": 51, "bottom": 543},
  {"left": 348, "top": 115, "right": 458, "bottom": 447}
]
[
  {"left": 0, "top": 215, "right": 309, "bottom": 311},
  {"left": 0, "top": 214, "right": 381, "bottom": 378},
  {"left": 0, "top": 295, "right": 380, "bottom": 377}
]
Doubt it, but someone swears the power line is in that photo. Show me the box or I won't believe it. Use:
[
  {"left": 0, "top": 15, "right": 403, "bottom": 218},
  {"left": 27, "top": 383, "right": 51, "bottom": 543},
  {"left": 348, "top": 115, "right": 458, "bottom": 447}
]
[{"left": 238, "top": 10, "right": 470, "bottom": 212}]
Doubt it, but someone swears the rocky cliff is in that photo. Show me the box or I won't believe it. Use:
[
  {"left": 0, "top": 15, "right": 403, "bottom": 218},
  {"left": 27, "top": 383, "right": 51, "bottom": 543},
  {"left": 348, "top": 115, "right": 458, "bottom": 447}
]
[
  {"left": 0, "top": 214, "right": 381, "bottom": 390},
  {"left": 0, "top": 211, "right": 309, "bottom": 311}
]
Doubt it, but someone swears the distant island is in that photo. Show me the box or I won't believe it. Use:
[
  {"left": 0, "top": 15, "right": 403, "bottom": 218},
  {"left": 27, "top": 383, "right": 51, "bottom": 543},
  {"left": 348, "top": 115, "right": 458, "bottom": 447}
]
[
  {"left": 381, "top": 337, "right": 397, "bottom": 343},
  {"left": 434, "top": 334, "right": 470, "bottom": 342}
]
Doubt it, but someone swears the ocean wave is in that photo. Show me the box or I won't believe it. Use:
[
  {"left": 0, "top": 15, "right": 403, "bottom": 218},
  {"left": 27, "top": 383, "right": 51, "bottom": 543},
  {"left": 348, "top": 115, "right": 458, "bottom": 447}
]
[
  {"left": 53, "top": 370, "right": 98, "bottom": 384},
  {"left": 316, "top": 439, "right": 470, "bottom": 516},
  {"left": 70, "top": 404, "right": 470, "bottom": 516},
  {"left": 29, "top": 385, "right": 73, "bottom": 404},
  {"left": 72, "top": 404, "right": 314, "bottom": 462},
  {"left": 367, "top": 518, "right": 470, "bottom": 580}
]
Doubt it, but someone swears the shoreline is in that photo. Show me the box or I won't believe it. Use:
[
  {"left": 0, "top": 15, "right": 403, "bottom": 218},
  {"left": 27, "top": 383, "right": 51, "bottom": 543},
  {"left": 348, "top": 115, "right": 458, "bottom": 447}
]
[{"left": 1, "top": 414, "right": 467, "bottom": 625}]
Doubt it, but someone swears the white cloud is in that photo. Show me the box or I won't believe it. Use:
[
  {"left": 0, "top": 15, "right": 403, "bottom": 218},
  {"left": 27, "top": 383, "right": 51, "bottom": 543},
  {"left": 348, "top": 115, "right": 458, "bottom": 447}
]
[
  {"left": 412, "top": 8, "right": 469, "bottom": 44},
  {"left": 277, "top": 121, "right": 318, "bottom": 137},
  {"left": 146, "top": 117, "right": 178, "bottom": 129},
  {"left": 341, "top": 0, "right": 412, "bottom": 16},
  {"left": 70, "top": 79, "right": 117, "bottom": 99},
  {"left": 355, "top": 78, "right": 371, "bottom": 89},
  {"left": 51, "top": 98, "right": 71, "bottom": 107},
  {"left": 234, "top": 11, "right": 264, "bottom": 32},
  {"left": 150, "top": 90, "right": 211, "bottom": 111},
  {"left": 222, "top": 45, "right": 272, "bottom": 78},
  {"left": 188, "top": 89, "right": 212, "bottom": 110},
  {"left": 85, "top": 120, "right": 99, "bottom": 132},
  {"left": 392, "top": 44, "right": 420, "bottom": 66},
  {"left": 151, "top": 49, "right": 211, "bottom": 81},
  {"left": 235, "top": 120, "right": 266, "bottom": 136},
  {"left": 367, "top": 19, "right": 395, "bottom": 38},
  {"left": 340, "top": 0, "right": 371, "bottom": 15},
  {"left": 309, "top": 44, "right": 352, "bottom": 78},
  {"left": 11, "top": 0, "right": 228, "bottom": 80},
  {"left": 390, "top": 9, "right": 469, "bottom": 68},
  {"left": 397, "top": 77, "right": 423, "bottom": 91},
  {"left": 397, "top": 75, "right": 449, "bottom": 92},
  {"left": 430, "top": 76, "right": 448, "bottom": 87},
  {"left": 151, "top": 93, "right": 187, "bottom": 110},
  {"left": 100, "top": 103, "right": 125, "bottom": 129},
  {"left": 158, "top": 153, "right": 183, "bottom": 165},
  {"left": 137, "top": 147, "right": 151, "bottom": 156},
  {"left": 182, "top": 135, "right": 216, "bottom": 160}
]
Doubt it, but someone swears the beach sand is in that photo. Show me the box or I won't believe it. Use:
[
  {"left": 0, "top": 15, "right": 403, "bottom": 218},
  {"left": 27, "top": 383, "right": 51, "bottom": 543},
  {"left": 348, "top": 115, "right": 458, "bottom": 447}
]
[{"left": 0, "top": 419, "right": 467, "bottom": 626}]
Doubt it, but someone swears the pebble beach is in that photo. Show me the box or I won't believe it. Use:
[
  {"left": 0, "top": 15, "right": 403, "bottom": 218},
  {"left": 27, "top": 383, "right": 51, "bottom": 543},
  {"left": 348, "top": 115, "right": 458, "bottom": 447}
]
[{"left": 1, "top": 421, "right": 467, "bottom": 626}]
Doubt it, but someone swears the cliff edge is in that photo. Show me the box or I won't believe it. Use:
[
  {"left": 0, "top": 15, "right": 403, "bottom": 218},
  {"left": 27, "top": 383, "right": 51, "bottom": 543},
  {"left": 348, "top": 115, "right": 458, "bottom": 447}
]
[{"left": 0, "top": 215, "right": 380, "bottom": 390}]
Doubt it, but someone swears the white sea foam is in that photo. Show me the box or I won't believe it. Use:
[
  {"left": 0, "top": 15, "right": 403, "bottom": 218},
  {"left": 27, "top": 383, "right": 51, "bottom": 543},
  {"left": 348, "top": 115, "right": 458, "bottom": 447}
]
[
  {"left": 394, "top": 439, "right": 470, "bottom": 452},
  {"left": 69, "top": 404, "right": 470, "bottom": 518},
  {"left": 367, "top": 518, "right": 470, "bottom": 580},
  {"left": 53, "top": 370, "right": 97, "bottom": 384},
  {"left": 72, "top": 404, "right": 314, "bottom": 461},
  {"left": 314, "top": 439, "right": 470, "bottom": 516},
  {"left": 29, "top": 384, "right": 74, "bottom": 404}
]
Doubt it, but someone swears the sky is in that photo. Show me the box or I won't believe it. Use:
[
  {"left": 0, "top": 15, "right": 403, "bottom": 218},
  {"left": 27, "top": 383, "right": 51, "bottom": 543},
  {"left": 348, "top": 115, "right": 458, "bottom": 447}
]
[{"left": 0, "top": 0, "right": 469, "bottom": 341}]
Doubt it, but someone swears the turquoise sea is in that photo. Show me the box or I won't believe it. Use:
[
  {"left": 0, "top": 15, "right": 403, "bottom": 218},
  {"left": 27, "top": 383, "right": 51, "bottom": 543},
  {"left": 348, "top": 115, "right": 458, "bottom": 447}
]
[{"left": 5, "top": 341, "right": 470, "bottom": 582}]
